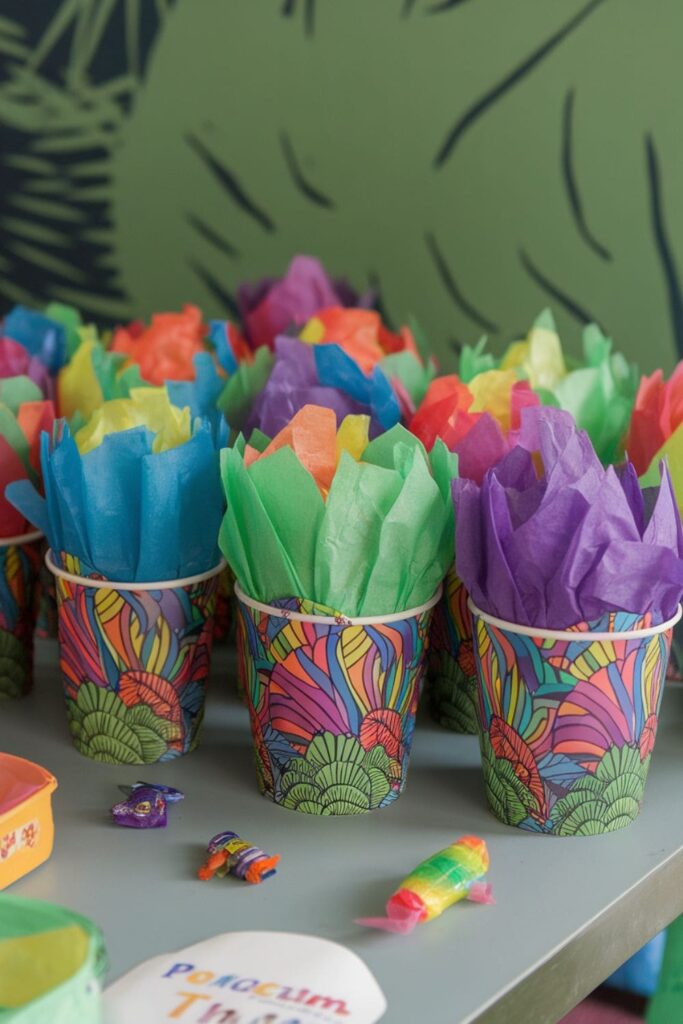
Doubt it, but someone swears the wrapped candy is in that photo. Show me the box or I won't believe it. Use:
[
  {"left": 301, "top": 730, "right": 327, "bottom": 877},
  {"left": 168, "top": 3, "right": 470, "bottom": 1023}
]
[
  {"left": 110, "top": 304, "right": 207, "bottom": 385},
  {"left": 356, "top": 836, "right": 493, "bottom": 935},
  {"left": 111, "top": 782, "right": 184, "bottom": 829},
  {"left": 197, "top": 830, "right": 280, "bottom": 884},
  {"left": 2, "top": 305, "right": 68, "bottom": 374},
  {"left": 454, "top": 407, "right": 683, "bottom": 628},
  {"left": 219, "top": 405, "right": 456, "bottom": 616},
  {"left": 7, "top": 390, "right": 224, "bottom": 582},
  {"left": 238, "top": 253, "right": 371, "bottom": 351}
]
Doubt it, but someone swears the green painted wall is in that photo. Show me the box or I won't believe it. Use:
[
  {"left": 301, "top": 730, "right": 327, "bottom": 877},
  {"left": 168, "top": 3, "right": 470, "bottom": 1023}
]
[{"left": 2, "top": 0, "right": 683, "bottom": 371}]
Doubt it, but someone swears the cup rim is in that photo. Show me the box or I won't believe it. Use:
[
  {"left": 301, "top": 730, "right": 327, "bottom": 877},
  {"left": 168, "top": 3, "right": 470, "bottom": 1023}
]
[
  {"left": 45, "top": 549, "right": 227, "bottom": 591},
  {"left": 0, "top": 529, "right": 43, "bottom": 549},
  {"left": 235, "top": 581, "right": 443, "bottom": 625},
  {"left": 467, "top": 597, "right": 683, "bottom": 642}
]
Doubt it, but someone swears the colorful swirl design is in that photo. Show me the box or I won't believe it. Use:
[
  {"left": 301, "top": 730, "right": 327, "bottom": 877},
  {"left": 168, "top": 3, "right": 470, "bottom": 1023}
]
[
  {"left": 236, "top": 597, "right": 433, "bottom": 815},
  {"left": 472, "top": 609, "right": 673, "bottom": 835},
  {"left": 55, "top": 570, "right": 218, "bottom": 763},
  {"left": 0, "top": 537, "right": 42, "bottom": 699},
  {"left": 427, "top": 568, "right": 478, "bottom": 734}
]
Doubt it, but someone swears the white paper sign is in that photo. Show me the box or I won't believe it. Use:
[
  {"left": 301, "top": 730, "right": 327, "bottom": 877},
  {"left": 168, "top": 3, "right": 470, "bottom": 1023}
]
[{"left": 104, "top": 931, "right": 386, "bottom": 1024}]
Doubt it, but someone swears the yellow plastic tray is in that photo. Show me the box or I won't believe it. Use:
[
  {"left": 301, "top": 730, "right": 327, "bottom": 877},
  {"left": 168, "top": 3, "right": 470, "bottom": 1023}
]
[{"left": 0, "top": 753, "right": 57, "bottom": 889}]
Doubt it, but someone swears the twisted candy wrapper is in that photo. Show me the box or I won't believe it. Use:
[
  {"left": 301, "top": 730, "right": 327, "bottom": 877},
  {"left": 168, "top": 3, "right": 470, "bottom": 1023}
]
[
  {"left": 219, "top": 405, "right": 456, "bottom": 616},
  {"left": 238, "top": 253, "right": 371, "bottom": 351},
  {"left": 110, "top": 304, "right": 207, "bottom": 385},
  {"left": 235, "top": 336, "right": 400, "bottom": 439},
  {"left": 8, "top": 393, "right": 223, "bottom": 581},
  {"left": 0, "top": 376, "right": 55, "bottom": 537},
  {"left": 454, "top": 407, "right": 683, "bottom": 628},
  {"left": 357, "top": 836, "right": 493, "bottom": 934},
  {"left": 2, "top": 306, "right": 69, "bottom": 374}
]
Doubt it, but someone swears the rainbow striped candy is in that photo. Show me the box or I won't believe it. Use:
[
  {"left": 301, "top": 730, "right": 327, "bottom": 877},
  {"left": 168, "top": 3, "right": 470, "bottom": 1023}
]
[{"left": 357, "top": 836, "right": 493, "bottom": 934}]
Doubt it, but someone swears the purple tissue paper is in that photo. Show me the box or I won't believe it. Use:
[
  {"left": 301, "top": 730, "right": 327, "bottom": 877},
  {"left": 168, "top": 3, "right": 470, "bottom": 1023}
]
[{"left": 453, "top": 407, "right": 683, "bottom": 629}]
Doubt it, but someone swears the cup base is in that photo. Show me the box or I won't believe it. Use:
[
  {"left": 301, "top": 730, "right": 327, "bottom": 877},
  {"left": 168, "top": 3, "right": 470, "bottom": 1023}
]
[
  {"left": 249, "top": 724, "right": 411, "bottom": 816},
  {"left": 481, "top": 734, "right": 652, "bottom": 837},
  {"left": 254, "top": 766, "right": 407, "bottom": 816}
]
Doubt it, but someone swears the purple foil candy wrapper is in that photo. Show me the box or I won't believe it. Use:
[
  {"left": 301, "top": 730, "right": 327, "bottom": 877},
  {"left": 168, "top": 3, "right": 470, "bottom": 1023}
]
[
  {"left": 454, "top": 408, "right": 683, "bottom": 629},
  {"left": 111, "top": 782, "right": 184, "bottom": 828}
]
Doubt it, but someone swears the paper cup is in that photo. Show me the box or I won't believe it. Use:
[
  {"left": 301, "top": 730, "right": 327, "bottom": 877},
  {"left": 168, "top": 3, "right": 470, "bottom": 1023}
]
[
  {"left": 469, "top": 600, "right": 681, "bottom": 836},
  {"left": 36, "top": 539, "right": 58, "bottom": 639},
  {"left": 666, "top": 619, "right": 683, "bottom": 681},
  {"left": 213, "top": 565, "right": 235, "bottom": 644},
  {"left": 235, "top": 584, "right": 441, "bottom": 815},
  {"left": 47, "top": 552, "right": 224, "bottom": 764},
  {"left": 0, "top": 530, "right": 42, "bottom": 699},
  {"left": 427, "top": 567, "right": 478, "bottom": 733}
]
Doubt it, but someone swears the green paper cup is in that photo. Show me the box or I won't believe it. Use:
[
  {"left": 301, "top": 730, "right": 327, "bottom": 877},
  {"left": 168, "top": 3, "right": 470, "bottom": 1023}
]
[
  {"left": 470, "top": 599, "right": 680, "bottom": 836},
  {"left": 236, "top": 584, "right": 441, "bottom": 815},
  {"left": 48, "top": 552, "right": 223, "bottom": 764},
  {"left": 427, "top": 567, "right": 478, "bottom": 733},
  {"left": 0, "top": 530, "right": 42, "bottom": 699}
]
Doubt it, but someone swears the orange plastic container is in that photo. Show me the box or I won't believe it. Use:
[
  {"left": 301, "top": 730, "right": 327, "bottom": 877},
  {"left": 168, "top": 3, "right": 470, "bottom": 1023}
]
[{"left": 0, "top": 754, "right": 57, "bottom": 889}]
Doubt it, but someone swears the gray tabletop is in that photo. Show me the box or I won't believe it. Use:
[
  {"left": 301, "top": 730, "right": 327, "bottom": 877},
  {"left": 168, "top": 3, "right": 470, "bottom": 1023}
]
[{"left": 2, "top": 639, "right": 683, "bottom": 1024}]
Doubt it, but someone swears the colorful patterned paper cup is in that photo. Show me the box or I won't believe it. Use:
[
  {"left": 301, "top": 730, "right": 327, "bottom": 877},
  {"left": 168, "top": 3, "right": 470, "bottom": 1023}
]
[
  {"left": 36, "top": 538, "right": 58, "bottom": 639},
  {"left": 235, "top": 584, "right": 441, "bottom": 815},
  {"left": 213, "top": 565, "right": 235, "bottom": 644},
  {"left": 469, "top": 599, "right": 681, "bottom": 836},
  {"left": 666, "top": 619, "right": 683, "bottom": 681},
  {"left": 47, "top": 551, "right": 224, "bottom": 764},
  {"left": 427, "top": 567, "right": 478, "bottom": 734},
  {"left": 0, "top": 530, "right": 42, "bottom": 699}
]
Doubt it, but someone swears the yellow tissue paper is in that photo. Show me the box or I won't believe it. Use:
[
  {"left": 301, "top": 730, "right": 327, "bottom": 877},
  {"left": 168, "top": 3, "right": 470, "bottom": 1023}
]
[
  {"left": 641, "top": 423, "right": 683, "bottom": 516},
  {"left": 74, "top": 389, "right": 191, "bottom": 455},
  {"left": 468, "top": 369, "right": 520, "bottom": 433},
  {"left": 501, "top": 311, "right": 566, "bottom": 390},
  {"left": 336, "top": 414, "right": 370, "bottom": 464},
  {"left": 58, "top": 337, "right": 103, "bottom": 421}
]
